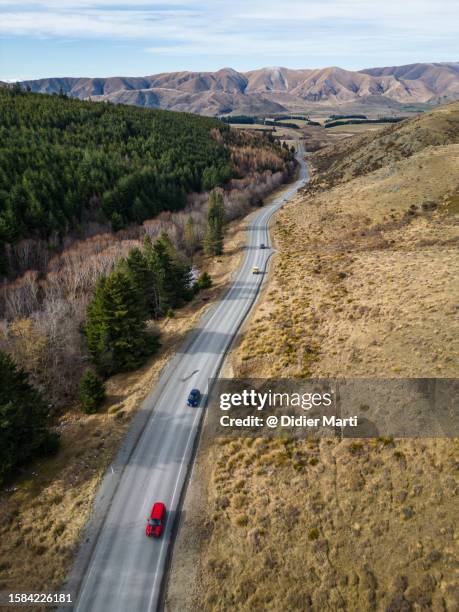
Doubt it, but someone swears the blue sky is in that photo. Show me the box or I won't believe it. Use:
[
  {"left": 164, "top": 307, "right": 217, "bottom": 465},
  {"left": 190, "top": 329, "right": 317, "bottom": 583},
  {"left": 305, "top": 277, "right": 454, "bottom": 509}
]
[{"left": 1, "top": 0, "right": 458, "bottom": 80}]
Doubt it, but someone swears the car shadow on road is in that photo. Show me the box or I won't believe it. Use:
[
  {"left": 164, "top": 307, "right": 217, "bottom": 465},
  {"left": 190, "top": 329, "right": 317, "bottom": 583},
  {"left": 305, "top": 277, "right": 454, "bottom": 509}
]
[
  {"left": 165, "top": 507, "right": 180, "bottom": 533},
  {"left": 176, "top": 329, "right": 241, "bottom": 355}
]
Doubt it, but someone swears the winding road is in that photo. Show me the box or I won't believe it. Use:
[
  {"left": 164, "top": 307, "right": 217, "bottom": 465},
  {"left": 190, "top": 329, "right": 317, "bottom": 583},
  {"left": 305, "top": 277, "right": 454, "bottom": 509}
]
[{"left": 71, "top": 146, "right": 308, "bottom": 612}]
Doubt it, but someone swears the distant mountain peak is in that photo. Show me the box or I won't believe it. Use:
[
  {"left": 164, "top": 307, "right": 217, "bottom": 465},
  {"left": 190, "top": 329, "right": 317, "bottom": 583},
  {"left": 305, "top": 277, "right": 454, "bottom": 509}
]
[{"left": 18, "top": 62, "right": 459, "bottom": 116}]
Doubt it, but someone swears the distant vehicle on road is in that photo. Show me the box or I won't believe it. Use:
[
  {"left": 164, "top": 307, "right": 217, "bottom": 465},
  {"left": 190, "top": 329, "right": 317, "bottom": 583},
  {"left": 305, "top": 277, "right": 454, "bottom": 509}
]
[
  {"left": 187, "top": 388, "right": 201, "bottom": 407},
  {"left": 252, "top": 266, "right": 261, "bottom": 274},
  {"left": 260, "top": 243, "right": 266, "bottom": 249},
  {"left": 146, "top": 502, "right": 166, "bottom": 538}
]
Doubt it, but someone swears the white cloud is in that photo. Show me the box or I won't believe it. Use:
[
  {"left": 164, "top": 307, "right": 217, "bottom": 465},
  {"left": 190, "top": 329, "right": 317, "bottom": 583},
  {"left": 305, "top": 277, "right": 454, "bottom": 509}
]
[
  {"left": 0, "top": 1, "right": 457, "bottom": 63},
  {"left": 1, "top": 10, "right": 191, "bottom": 38}
]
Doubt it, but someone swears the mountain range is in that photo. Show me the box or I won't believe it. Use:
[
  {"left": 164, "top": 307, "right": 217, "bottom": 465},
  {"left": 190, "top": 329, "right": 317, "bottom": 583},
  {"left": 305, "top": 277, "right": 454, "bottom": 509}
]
[{"left": 18, "top": 62, "right": 459, "bottom": 116}]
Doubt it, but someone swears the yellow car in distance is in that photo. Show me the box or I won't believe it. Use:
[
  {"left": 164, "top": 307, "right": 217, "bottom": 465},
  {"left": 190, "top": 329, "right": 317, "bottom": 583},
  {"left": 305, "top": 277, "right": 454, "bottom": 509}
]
[{"left": 252, "top": 266, "right": 261, "bottom": 274}]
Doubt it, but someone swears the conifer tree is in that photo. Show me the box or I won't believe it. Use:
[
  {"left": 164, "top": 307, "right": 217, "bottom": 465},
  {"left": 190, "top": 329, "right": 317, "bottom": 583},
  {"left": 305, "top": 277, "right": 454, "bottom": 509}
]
[
  {"left": 121, "top": 247, "right": 158, "bottom": 318},
  {"left": 0, "top": 351, "right": 57, "bottom": 484},
  {"left": 144, "top": 234, "right": 173, "bottom": 314},
  {"left": 196, "top": 271, "right": 212, "bottom": 290},
  {"left": 143, "top": 235, "right": 162, "bottom": 317},
  {"left": 0, "top": 239, "right": 7, "bottom": 276},
  {"left": 184, "top": 215, "right": 197, "bottom": 256},
  {"left": 78, "top": 369, "right": 106, "bottom": 414},
  {"left": 204, "top": 189, "right": 225, "bottom": 255},
  {"left": 144, "top": 232, "right": 192, "bottom": 312},
  {"left": 84, "top": 270, "right": 153, "bottom": 375}
]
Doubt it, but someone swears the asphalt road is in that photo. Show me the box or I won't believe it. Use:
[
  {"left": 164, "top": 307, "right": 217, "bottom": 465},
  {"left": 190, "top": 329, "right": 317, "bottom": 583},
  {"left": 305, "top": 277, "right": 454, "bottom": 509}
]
[{"left": 73, "top": 147, "right": 308, "bottom": 612}]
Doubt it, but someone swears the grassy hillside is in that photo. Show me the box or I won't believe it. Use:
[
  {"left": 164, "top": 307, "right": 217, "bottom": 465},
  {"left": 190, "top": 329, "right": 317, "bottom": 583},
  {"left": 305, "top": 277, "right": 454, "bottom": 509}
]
[
  {"left": 309, "top": 100, "right": 459, "bottom": 185},
  {"left": 166, "top": 101, "right": 459, "bottom": 611},
  {"left": 235, "top": 101, "right": 459, "bottom": 379}
]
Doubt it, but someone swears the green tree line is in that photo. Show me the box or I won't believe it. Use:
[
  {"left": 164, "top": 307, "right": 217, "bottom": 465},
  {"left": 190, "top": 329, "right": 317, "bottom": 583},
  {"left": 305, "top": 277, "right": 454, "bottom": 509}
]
[{"left": 324, "top": 117, "right": 406, "bottom": 128}]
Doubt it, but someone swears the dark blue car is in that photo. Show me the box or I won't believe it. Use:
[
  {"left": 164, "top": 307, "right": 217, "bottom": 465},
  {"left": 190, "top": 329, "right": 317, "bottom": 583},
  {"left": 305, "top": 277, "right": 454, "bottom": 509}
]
[{"left": 187, "top": 388, "right": 201, "bottom": 407}]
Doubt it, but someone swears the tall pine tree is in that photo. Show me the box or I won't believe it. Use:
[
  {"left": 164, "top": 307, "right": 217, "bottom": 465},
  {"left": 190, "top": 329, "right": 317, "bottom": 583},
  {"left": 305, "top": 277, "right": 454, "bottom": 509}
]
[
  {"left": 144, "top": 232, "right": 192, "bottom": 313},
  {"left": 84, "top": 270, "right": 154, "bottom": 375},
  {"left": 204, "top": 189, "right": 224, "bottom": 256},
  {"left": 121, "top": 247, "right": 159, "bottom": 318},
  {"left": 184, "top": 215, "right": 197, "bottom": 256},
  {"left": 0, "top": 351, "right": 57, "bottom": 484}
]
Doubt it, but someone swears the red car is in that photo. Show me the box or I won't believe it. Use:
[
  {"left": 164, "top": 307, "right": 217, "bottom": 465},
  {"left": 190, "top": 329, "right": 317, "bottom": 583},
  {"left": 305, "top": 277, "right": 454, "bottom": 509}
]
[{"left": 146, "top": 502, "right": 166, "bottom": 537}]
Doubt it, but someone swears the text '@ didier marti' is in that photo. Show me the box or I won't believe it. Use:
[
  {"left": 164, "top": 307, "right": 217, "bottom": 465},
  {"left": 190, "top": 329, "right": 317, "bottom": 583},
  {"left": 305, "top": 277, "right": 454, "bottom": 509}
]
[{"left": 218, "top": 390, "right": 358, "bottom": 429}]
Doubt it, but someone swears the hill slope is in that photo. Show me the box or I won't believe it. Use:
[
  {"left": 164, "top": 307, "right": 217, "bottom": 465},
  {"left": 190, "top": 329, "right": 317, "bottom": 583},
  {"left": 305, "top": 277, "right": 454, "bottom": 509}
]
[
  {"left": 0, "top": 88, "right": 296, "bottom": 279},
  {"left": 0, "top": 89, "right": 233, "bottom": 278},
  {"left": 235, "top": 100, "right": 459, "bottom": 380},
  {"left": 166, "top": 100, "right": 459, "bottom": 611},
  {"left": 0, "top": 88, "right": 230, "bottom": 246},
  {"left": 309, "top": 99, "right": 459, "bottom": 185},
  {"left": 18, "top": 63, "right": 459, "bottom": 116}
]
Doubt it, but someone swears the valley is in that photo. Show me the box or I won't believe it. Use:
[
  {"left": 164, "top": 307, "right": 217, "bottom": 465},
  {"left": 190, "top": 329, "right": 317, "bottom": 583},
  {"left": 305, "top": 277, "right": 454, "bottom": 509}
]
[
  {"left": 1, "top": 2, "right": 458, "bottom": 610},
  {"left": 1, "top": 77, "right": 458, "bottom": 612}
]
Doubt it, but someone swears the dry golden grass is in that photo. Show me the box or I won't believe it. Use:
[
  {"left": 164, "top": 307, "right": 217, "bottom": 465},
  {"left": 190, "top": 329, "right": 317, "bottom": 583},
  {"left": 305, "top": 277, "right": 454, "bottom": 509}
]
[
  {"left": 166, "top": 105, "right": 459, "bottom": 611},
  {"left": 232, "top": 144, "right": 459, "bottom": 379},
  {"left": 276, "top": 119, "right": 311, "bottom": 127},
  {"left": 231, "top": 124, "right": 274, "bottom": 131},
  {"left": 231, "top": 120, "right": 372, "bottom": 152},
  {"left": 325, "top": 122, "right": 390, "bottom": 134},
  {"left": 173, "top": 436, "right": 458, "bottom": 611},
  {"left": 311, "top": 101, "right": 459, "bottom": 184}
]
